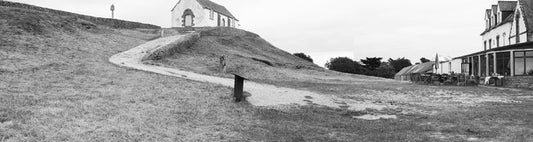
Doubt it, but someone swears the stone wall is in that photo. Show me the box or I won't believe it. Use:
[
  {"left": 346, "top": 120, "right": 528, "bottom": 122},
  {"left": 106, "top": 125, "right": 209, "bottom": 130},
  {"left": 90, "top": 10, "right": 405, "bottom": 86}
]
[
  {"left": 142, "top": 33, "right": 200, "bottom": 61},
  {"left": 503, "top": 76, "right": 533, "bottom": 89}
]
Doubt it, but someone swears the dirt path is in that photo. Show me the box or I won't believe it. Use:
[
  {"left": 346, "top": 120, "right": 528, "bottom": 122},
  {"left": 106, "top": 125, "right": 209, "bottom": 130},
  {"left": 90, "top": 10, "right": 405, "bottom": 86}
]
[{"left": 109, "top": 34, "right": 394, "bottom": 111}]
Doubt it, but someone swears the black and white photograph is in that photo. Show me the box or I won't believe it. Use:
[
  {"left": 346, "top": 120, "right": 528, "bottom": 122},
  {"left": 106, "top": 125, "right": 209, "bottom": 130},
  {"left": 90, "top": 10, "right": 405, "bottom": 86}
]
[{"left": 1, "top": 0, "right": 533, "bottom": 141}]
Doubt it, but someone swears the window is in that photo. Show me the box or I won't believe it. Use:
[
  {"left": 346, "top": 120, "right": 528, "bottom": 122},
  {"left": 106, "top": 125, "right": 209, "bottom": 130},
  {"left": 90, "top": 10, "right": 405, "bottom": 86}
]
[
  {"left": 488, "top": 54, "right": 495, "bottom": 75},
  {"left": 461, "top": 58, "right": 470, "bottom": 74},
  {"left": 494, "top": 14, "right": 498, "bottom": 26},
  {"left": 481, "top": 55, "right": 487, "bottom": 76},
  {"left": 489, "top": 17, "right": 492, "bottom": 27},
  {"left": 209, "top": 9, "right": 214, "bottom": 20},
  {"left": 496, "top": 36, "right": 500, "bottom": 47},
  {"left": 516, "top": 12, "right": 521, "bottom": 43},
  {"left": 502, "top": 33, "right": 507, "bottom": 46},
  {"left": 473, "top": 56, "right": 479, "bottom": 76},
  {"left": 496, "top": 52, "right": 511, "bottom": 76},
  {"left": 469, "top": 57, "right": 473, "bottom": 75},
  {"left": 484, "top": 41, "right": 487, "bottom": 51},
  {"left": 514, "top": 51, "right": 533, "bottom": 75},
  {"left": 489, "top": 39, "right": 492, "bottom": 49}
]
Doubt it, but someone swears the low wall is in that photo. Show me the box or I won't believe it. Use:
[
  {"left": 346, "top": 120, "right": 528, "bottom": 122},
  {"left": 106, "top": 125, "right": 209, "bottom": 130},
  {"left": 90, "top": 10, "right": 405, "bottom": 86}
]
[
  {"left": 503, "top": 76, "right": 533, "bottom": 89},
  {"left": 142, "top": 33, "right": 200, "bottom": 61}
]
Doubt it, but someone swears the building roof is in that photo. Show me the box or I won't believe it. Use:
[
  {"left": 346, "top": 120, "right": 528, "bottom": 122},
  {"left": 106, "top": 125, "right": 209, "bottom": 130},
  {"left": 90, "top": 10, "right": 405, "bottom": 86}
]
[
  {"left": 395, "top": 61, "right": 435, "bottom": 76},
  {"left": 196, "top": 0, "right": 237, "bottom": 20},
  {"left": 519, "top": 0, "right": 533, "bottom": 39},
  {"left": 395, "top": 66, "right": 414, "bottom": 77},
  {"left": 481, "top": 1, "right": 519, "bottom": 35},
  {"left": 486, "top": 9, "right": 492, "bottom": 17},
  {"left": 492, "top": 5, "right": 498, "bottom": 15},
  {"left": 171, "top": 0, "right": 238, "bottom": 20},
  {"left": 454, "top": 41, "right": 533, "bottom": 59},
  {"left": 499, "top": 1, "right": 518, "bottom": 11},
  {"left": 480, "top": 13, "right": 515, "bottom": 35}
]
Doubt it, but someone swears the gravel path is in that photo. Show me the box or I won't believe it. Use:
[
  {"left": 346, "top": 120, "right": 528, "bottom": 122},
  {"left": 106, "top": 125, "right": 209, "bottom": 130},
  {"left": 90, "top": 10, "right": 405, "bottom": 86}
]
[{"left": 109, "top": 34, "right": 393, "bottom": 110}]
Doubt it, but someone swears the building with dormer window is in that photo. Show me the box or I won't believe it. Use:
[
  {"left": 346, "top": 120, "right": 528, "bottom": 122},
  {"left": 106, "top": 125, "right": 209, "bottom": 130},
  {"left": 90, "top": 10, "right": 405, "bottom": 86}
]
[{"left": 431, "top": 0, "right": 533, "bottom": 88}]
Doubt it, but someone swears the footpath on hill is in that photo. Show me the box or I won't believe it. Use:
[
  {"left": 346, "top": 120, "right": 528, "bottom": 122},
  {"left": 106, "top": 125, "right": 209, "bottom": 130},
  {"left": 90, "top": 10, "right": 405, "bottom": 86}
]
[{"left": 109, "top": 34, "right": 394, "bottom": 111}]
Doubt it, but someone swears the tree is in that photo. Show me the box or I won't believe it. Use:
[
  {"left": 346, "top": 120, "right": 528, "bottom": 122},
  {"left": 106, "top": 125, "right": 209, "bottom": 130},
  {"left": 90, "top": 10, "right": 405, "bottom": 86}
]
[
  {"left": 325, "top": 57, "right": 363, "bottom": 74},
  {"left": 420, "top": 57, "right": 431, "bottom": 63},
  {"left": 293, "top": 53, "right": 313, "bottom": 63},
  {"left": 374, "top": 62, "right": 396, "bottom": 79},
  {"left": 361, "top": 57, "right": 382, "bottom": 71},
  {"left": 388, "top": 58, "right": 413, "bottom": 73}
]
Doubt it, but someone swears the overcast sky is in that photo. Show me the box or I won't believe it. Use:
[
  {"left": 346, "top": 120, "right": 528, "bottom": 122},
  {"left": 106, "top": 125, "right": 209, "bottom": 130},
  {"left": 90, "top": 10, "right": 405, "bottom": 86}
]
[{"left": 9, "top": 0, "right": 499, "bottom": 67}]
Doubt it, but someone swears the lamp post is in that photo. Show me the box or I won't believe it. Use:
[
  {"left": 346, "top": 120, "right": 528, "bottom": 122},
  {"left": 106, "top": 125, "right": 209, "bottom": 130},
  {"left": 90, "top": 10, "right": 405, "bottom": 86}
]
[{"left": 110, "top": 4, "right": 115, "bottom": 19}]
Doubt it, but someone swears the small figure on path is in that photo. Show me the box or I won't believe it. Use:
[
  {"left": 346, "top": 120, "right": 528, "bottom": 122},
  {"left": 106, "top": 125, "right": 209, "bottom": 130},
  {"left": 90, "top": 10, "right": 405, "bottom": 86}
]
[{"left": 220, "top": 55, "right": 226, "bottom": 72}]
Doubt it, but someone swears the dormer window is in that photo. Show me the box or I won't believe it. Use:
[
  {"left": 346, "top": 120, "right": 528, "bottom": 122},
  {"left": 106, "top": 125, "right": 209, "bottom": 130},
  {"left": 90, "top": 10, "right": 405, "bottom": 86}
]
[
  {"left": 209, "top": 9, "right": 214, "bottom": 20},
  {"left": 494, "top": 14, "right": 498, "bottom": 25},
  {"left": 496, "top": 12, "right": 501, "bottom": 23},
  {"left": 488, "top": 17, "right": 492, "bottom": 27}
]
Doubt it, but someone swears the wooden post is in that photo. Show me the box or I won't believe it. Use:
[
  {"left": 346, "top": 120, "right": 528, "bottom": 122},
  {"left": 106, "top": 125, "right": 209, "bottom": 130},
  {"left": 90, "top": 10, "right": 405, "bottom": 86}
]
[{"left": 233, "top": 74, "right": 247, "bottom": 102}]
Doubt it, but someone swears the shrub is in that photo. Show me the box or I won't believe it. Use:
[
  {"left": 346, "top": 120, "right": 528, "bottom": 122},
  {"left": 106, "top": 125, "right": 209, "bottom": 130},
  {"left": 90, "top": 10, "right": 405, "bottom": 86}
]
[
  {"left": 293, "top": 53, "right": 313, "bottom": 63},
  {"left": 325, "top": 57, "right": 363, "bottom": 74}
]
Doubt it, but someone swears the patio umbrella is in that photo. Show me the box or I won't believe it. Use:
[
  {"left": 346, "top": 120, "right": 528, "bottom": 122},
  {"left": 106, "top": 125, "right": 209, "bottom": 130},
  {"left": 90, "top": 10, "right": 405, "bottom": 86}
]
[{"left": 435, "top": 53, "right": 439, "bottom": 70}]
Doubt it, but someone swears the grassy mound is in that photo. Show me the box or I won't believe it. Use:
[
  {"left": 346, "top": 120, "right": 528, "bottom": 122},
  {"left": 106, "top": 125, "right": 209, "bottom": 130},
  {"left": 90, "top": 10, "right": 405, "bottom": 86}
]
[{"left": 156, "top": 27, "right": 382, "bottom": 85}]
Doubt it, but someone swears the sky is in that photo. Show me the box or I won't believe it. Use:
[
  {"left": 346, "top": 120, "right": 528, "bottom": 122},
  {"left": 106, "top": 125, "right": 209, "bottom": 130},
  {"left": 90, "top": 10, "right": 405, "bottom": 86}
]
[{"left": 8, "top": 0, "right": 499, "bottom": 67}]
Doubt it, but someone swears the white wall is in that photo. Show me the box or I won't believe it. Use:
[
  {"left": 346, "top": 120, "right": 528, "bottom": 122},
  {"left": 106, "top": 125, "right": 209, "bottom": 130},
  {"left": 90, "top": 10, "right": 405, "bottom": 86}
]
[
  {"left": 482, "top": 22, "right": 512, "bottom": 50},
  {"left": 171, "top": 0, "right": 206, "bottom": 27},
  {"left": 435, "top": 59, "right": 461, "bottom": 74},
  {"left": 435, "top": 62, "right": 450, "bottom": 74},
  {"left": 451, "top": 59, "right": 462, "bottom": 74}
]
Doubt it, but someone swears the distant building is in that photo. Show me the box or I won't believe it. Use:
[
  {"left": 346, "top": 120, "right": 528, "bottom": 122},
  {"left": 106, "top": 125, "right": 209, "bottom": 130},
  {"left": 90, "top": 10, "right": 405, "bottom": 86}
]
[
  {"left": 171, "top": 0, "right": 239, "bottom": 28},
  {"left": 395, "top": 62, "right": 435, "bottom": 82}
]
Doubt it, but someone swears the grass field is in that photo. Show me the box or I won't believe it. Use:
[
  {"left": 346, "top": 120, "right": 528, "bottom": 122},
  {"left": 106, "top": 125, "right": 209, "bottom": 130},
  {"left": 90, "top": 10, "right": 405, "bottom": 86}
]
[{"left": 1, "top": 1, "right": 533, "bottom": 141}]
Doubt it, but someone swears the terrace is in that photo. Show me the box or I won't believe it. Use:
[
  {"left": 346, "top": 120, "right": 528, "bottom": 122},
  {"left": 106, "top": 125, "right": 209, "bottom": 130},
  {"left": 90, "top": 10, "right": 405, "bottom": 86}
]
[{"left": 456, "top": 41, "right": 533, "bottom": 88}]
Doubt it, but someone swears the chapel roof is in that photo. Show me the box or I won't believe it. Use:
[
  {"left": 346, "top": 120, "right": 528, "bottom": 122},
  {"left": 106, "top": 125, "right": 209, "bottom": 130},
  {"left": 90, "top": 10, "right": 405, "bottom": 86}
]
[
  {"left": 197, "top": 0, "right": 236, "bottom": 19},
  {"left": 498, "top": 1, "right": 518, "bottom": 11}
]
